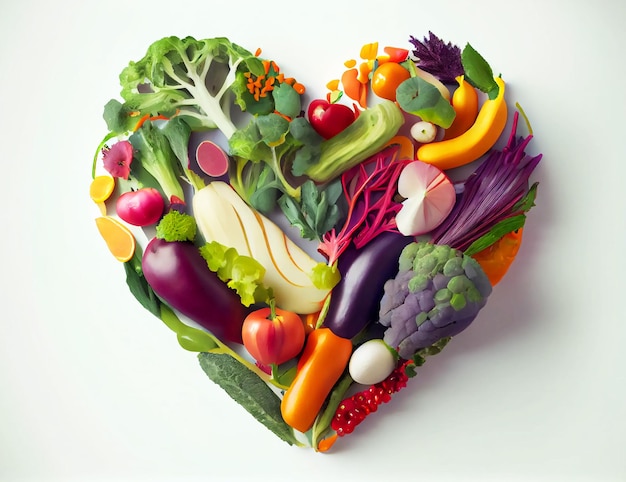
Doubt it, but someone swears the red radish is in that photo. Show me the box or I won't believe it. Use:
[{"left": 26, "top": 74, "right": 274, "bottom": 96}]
[
  {"left": 116, "top": 187, "right": 165, "bottom": 226},
  {"left": 196, "top": 140, "right": 229, "bottom": 177},
  {"left": 395, "top": 161, "right": 455, "bottom": 236}
]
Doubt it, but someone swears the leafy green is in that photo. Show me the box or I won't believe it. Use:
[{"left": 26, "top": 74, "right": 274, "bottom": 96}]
[
  {"left": 198, "top": 352, "right": 301, "bottom": 446},
  {"left": 198, "top": 241, "right": 270, "bottom": 306},
  {"left": 160, "top": 117, "right": 206, "bottom": 192},
  {"left": 277, "top": 179, "right": 344, "bottom": 241},
  {"left": 129, "top": 121, "right": 186, "bottom": 202},
  {"left": 124, "top": 247, "right": 161, "bottom": 317},
  {"left": 461, "top": 43, "right": 500, "bottom": 99},
  {"left": 309, "top": 262, "right": 341, "bottom": 291},
  {"left": 396, "top": 76, "right": 456, "bottom": 128},
  {"left": 103, "top": 99, "right": 137, "bottom": 134},
  {"left": 155, "top": 211, "right": 197, "bottom": 243},
  {"left": 229, "top": 113, "right": 312, "bottom": 206},
  {"left": 256, "top": 113, "right": 290, "bottom": 145},
  {"left": 272, "top": 82, "right": 301, "bottom": 119}
]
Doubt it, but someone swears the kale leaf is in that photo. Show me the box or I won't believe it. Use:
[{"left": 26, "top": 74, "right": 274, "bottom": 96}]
[
  {"left": 409, "top": 31, "right": 464, "bottom": 84},
  {"left": 198, "top": 352, "right": 301, "bottom": 446}
]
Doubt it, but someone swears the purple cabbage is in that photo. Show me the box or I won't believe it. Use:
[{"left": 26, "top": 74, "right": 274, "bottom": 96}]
[{"left": 430, "top": 113, "right": 542, "bottom": 252}]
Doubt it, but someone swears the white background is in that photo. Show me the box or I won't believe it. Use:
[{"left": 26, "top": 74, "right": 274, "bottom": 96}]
[{"left": 1, "top": 0, "right": 625, "bottom": 481}]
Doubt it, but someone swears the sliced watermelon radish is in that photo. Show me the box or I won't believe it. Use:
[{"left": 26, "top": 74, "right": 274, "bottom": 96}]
[
  {"left": 395, "top": 161, "right": 456, "bottom": 236},
  {"left": 196, "top": 140, "right": 229, "bottom": 177}
]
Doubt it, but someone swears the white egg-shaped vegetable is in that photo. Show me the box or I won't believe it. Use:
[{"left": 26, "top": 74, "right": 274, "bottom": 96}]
[
  {"left": 410, "top": 121, "right": 437, "bottom": 143},
  {"left": 348, "top": 339, "right": 397, "bottom": 385}
]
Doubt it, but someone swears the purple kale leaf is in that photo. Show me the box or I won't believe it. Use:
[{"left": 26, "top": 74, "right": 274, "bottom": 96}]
[{"left": 409, "top": 31, "right": 464, "bottom": 84}]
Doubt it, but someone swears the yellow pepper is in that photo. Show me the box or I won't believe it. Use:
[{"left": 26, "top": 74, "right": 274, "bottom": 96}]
[
  {"left": 442, "top": 76, "right": 479, "bottom": 140},
  {"left": 417, "top": 76, "right": 507, "bottom": 170}
]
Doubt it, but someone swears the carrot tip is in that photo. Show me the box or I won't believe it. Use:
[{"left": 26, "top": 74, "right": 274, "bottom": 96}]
[{"left": 317, "top": 433, "right": 339, "bottom": 452}]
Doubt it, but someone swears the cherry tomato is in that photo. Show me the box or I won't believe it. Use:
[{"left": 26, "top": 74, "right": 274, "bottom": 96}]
[
  {"left": 371, "top": 62, "right": 411, "bottom": 101},
  {"left": 241, "top": 306, "right": 306, "bottom": 366},
  {"left": 307, "top": 99, "right": 356, "bottom": 139}
]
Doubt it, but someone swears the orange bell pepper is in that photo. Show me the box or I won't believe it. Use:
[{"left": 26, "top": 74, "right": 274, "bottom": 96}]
[{"left": 280, "top": 328, "right": 352, "bottom": 433}]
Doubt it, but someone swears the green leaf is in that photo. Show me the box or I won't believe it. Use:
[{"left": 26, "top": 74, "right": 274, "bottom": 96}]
[
  {"left": 272, "top": 83, "right": 301, "bottom": 118},
  {"left": 277, "top": 195, "right": 318, "bottom": 240},
  {"left": 310, "top": 262, "right": 340, "bottom": 290},
  {"left": 396, "top": 77, "right": 456, "bottom": 128},
  {"left": 228, "top": 120, "right": 271, "bottom": 162},
  {"left": 161, "top": 116, "right": 191, "bottom": 168},
  {"left": 291, "top": 143, "right": 322, "bottom": 177},
  {"left": 277, "top": 179, "right": 345, "bottom": 241},
  {"left": 271, "top": 362, "right": 298, "bottom": 387},
  {"left": 257, "top": 113, "right": 290, "bottom": 146},
  {"left": 513, "top": 182, "right": 539, "bottom": 213},
  {"left": 123, "top": 247, "right": 161, "bottom": 318},
  {"left": 198, "top": 352, "right": 300, "bottom": 446},
  {"left": 464, "top": 215, "right": 527, "bottom": 256},
  {"left": 103, "top": 98, "right": 135, "bottom": 134},
  {"left": 198, "top": 242, "right": 269, "bottom": 306},
  {"left": 461, "top": 43, "right": 500, "bottom": 99}
]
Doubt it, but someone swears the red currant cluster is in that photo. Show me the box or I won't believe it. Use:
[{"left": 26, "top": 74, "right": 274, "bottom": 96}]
[{"left": 331, "top": 361, "right": 412, "bottom": 436}]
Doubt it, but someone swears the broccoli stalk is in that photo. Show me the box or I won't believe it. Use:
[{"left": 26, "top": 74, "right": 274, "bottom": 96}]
[
  {"left": 128, "top": 121, "right": 186, "bottom": 202},
  {"left": 118, "top": 36, "right": 263, "bottom": 139}
]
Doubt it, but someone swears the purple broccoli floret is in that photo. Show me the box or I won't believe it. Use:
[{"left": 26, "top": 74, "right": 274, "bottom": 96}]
[{"left": 378, "top": 242, "right": 492, "bottom": 359}]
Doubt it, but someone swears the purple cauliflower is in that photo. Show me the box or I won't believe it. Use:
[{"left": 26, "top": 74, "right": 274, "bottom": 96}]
[{"left": 378, "top": 242, "right": 492, "bottom": 359}]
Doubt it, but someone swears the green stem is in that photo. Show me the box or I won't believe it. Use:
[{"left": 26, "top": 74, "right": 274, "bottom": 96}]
[
  {"left": 92, "top": 131, "right": 118, "bottom": 178},
  {"left": 270, "top": 146, "right": 301, "bottom": 201},
  {"left": 158, "top": 304, "right": 288, "bottom": 390},
  {"left": 311, "top": 373, "right": 354, "bottom": 450}
]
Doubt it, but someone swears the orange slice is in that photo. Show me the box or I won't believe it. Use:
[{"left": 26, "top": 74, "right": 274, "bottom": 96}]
[{"left": 95, "top": 216, "right": 136, "bottom": 262}]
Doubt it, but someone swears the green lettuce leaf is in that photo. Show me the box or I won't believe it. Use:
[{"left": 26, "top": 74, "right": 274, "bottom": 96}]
[{"left": 199, "top": 241, "right": 270, "bottom": 306}]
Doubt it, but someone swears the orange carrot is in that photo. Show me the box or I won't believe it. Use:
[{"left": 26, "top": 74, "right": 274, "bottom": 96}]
[
  {"left": 341, "top": 69, "right": 367, "bottom": 108},
  {"left": 133, "top": 113, "right": 170, "bottom": 131}
]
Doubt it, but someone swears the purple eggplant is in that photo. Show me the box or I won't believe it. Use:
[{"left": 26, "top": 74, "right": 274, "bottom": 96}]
[
  {"left": 322, "top": 231, "right": 413, "bottom": 339},
  {"left": 142, "top": 237, "right": 248, "bottom": 344}
]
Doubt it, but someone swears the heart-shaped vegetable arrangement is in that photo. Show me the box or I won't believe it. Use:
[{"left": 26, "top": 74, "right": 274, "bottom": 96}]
[{"left": 90, "top": 32, "right": 541, "bottom": 451}]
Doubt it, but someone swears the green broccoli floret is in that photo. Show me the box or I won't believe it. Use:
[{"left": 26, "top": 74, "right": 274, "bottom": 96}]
[
  {"left": 116, "top": 36, "right": 263, "bottom": 138},
  {"left": 155, "top": 210, "right": 197, "bottom": 243}
]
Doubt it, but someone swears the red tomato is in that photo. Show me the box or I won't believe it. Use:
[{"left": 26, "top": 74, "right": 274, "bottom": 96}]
[
  {"left": 241, "top": 307, "right": 306, "bottom": 365},
  {"left": 371, "top": 62, "right": 411, "bottom": 101},
  {"left": 307, "top": 99, "right": 356, "bottom": 139}
]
